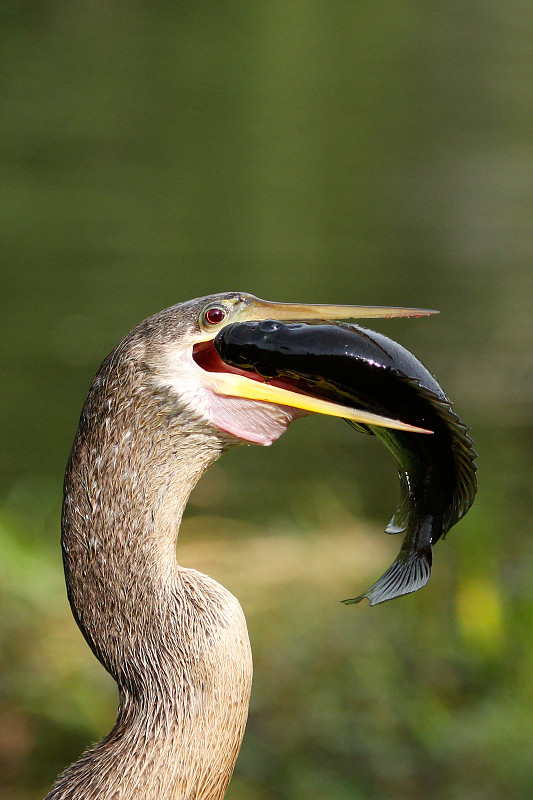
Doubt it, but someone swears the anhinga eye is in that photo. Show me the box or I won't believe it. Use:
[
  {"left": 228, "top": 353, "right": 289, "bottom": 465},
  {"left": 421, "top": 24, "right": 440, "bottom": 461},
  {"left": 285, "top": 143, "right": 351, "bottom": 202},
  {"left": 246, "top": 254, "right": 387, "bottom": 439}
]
[{"left": 202, "top": 306, "right": 227, "bottom": 327}]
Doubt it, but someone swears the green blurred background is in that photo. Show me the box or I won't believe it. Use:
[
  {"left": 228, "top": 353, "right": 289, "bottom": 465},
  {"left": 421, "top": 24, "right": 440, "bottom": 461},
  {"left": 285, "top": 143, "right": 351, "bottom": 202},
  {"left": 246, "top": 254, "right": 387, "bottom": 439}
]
[{"left": 1, "top": 2, "right": 532, "bottom": 798}]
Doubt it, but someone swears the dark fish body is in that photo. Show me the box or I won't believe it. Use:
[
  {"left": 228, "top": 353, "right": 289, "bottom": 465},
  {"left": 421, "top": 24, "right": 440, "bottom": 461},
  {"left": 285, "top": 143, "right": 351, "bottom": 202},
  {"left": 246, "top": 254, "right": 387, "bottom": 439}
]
[{"left": 214, "top": 320, "right": 477, "bottom": 605}]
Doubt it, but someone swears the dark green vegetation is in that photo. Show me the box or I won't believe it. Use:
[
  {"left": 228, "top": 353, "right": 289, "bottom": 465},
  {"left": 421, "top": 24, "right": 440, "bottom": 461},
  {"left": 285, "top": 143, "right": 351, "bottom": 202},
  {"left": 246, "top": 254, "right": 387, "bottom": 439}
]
[{"left": 1, "top": 2, "right": 532, "bottom": 798}]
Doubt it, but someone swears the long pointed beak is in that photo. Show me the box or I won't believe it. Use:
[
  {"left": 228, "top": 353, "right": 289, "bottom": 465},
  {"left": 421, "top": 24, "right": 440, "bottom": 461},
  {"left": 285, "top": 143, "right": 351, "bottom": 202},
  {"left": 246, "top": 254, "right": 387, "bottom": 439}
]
[{"left": 238, "top": 297, "right": 438, "bottom": 322}]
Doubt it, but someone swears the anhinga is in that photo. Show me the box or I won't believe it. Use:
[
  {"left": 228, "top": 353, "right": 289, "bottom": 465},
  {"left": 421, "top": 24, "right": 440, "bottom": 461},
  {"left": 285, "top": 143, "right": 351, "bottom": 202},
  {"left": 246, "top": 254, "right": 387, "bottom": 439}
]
[{"left": 46, "top": 292, "right": 442, "bottom": 800}]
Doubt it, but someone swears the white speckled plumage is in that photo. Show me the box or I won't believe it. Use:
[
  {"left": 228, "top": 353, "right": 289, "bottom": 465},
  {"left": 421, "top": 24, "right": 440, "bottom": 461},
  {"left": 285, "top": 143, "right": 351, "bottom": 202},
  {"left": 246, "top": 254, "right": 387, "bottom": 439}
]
[{"left": 47, "top": 296, "right": 271, "bottom": 800}]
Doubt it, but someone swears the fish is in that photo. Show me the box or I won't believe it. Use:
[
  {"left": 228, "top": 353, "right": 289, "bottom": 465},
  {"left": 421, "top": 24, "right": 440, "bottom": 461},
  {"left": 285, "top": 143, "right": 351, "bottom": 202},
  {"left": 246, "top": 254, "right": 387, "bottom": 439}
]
[{"left": 214, "top": 319, "right": 477, "bottom": 606}]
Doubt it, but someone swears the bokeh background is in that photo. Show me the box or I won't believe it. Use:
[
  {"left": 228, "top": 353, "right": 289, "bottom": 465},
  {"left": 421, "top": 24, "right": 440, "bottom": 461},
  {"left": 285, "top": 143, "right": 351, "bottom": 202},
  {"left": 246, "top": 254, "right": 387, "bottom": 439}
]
[{"left": 2, "top": 2, "right": 533, "bottom": 798}]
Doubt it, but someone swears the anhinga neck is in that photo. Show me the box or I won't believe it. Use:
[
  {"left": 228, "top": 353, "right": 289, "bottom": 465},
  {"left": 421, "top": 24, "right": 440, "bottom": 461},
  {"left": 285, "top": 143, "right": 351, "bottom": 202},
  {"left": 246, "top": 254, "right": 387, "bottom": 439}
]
[{"left": 48, "top": 375, "right": 252, "bottom": 800}]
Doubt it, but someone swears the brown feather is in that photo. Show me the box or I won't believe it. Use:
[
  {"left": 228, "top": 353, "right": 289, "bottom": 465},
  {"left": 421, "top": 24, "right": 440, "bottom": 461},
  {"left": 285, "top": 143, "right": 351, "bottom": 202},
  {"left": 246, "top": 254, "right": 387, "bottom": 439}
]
[{"left": 47, "top": 298, "right": 253, "bottom": 800}]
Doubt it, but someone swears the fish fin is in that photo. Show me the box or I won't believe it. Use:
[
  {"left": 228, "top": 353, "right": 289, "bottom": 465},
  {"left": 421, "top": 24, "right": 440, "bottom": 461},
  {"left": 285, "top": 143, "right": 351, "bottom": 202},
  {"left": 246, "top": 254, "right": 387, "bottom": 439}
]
[
  {"left": 345, "top": 418, "right": 374, "bottom": 436},
  {"left": 386, "top": 469, "right": 411, "bottom": 534},
  {"left": 342, "top": 546, "right": 432, "bottom": 606}
]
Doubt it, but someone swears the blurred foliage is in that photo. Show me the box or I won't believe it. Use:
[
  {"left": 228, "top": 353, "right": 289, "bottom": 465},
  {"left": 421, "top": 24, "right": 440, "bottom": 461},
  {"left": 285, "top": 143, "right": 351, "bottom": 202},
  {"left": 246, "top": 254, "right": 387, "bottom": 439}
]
[{"left": 1, "top": 1, "right": 533, "bottom": 798}]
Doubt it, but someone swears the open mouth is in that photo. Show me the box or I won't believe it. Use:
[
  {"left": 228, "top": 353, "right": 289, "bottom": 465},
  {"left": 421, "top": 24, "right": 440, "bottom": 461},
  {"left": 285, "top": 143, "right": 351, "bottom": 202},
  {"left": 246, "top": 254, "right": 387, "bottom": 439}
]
[
  {"left": 193, "top": 339, "right": 308, "bottom": 394},
  {"left": 192, "top": 330, "right": 432, "bottom": 434}
]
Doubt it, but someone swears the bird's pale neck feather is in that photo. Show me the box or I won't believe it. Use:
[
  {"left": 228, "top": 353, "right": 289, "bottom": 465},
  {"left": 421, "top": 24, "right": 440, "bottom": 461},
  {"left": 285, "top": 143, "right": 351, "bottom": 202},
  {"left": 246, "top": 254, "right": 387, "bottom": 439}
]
[{"left": 48, "top": 375, "right": 252, "bottom": 800}]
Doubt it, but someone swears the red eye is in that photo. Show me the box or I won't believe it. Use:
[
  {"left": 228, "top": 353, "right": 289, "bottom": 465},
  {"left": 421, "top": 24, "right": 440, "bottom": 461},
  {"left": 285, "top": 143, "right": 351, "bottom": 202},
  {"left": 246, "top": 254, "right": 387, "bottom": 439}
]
[{"left": 204, "top": 306, "right": 226, "bottom": 325}]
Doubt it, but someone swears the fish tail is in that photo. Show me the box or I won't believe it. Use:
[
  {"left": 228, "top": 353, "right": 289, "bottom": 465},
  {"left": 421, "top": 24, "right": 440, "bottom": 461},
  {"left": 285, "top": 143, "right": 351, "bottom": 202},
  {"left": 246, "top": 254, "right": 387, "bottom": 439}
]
[{"left": 342, "top": 545, "right": 433, "bottom": 606}]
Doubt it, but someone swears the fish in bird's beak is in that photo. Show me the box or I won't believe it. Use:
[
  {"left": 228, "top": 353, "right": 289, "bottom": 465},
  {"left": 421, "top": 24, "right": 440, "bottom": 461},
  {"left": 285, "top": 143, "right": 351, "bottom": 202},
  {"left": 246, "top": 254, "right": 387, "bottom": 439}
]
[
  {"left": 196, "top": 303, "right": 476, "bottom": 606},
  {"left": 193, "top": 295, "right": 438, "bottom": 434}
]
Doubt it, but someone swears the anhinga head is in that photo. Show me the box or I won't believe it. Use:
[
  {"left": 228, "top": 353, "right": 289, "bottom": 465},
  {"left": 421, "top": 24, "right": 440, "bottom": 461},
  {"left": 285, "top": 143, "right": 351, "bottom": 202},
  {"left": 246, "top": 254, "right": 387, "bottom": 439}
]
[{"left": 136, "top": 291, "right": 434, "bottom": 447}]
